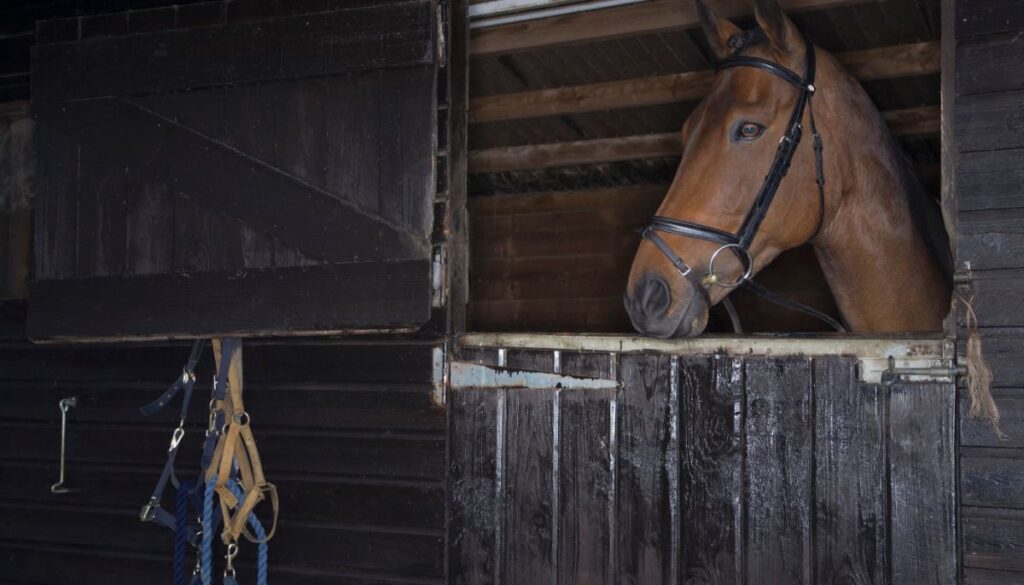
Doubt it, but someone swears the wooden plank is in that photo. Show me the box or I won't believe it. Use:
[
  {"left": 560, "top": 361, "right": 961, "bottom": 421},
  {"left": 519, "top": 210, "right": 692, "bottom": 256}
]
[
  {"left": 961, "top": 448, "right": 1024, "bottom": 509},
  {"left": 470, "top": 42, "right": 939, "bottom": 123},
  {"left": 956, "top": 150, "right": 1024, "bottom": 212},
  {"left": 449, "top": 387, "right": 500, "bottom": 585},
  {"left": 744, "top": 357, "right": 813, "bottom": 585},
  {"left": 616, "top": 353, "right": 676, "bottom": 584},
  {"left": 971, "top": 331, "right": 1024, "bottom": 389},
  {"left": 888, "top": 381, "right": 957, "bottom": 584},
  {"left": 969, "top": 269, "right": 1024, "bottom": 328},
  {"left": 964, "top": 507, "right": 1024, "bottom": 572},
  {"left": 964, "top": 567, "right": 1024, "bottom": 585},
  {"left": 469, "top": 297, "right": 632, "bottom": 332},
  {"left": 31, "top": 121, "right": 77, "bottom": 279},
  {"left": 956, "top": 91, "right": 1024, "bottom": 153},
  {"left": 469, "top": 107, "right": 939, "bottom": 172},
  {"left": 679, "top": 355, "right": 744, "bottom": 584},
  {"left": 959, "top": 210, "right": 1024, "bottom": 271},
  {"left": 0, "top": 341, "right": 435, "bottom": 385},
  {"left": 956, "top": 0, "right": 1024, "bottom": 38},
  {"left": 0, "top": 505, "right": 444, "bottom": 579},
  {"left": 34, "top": 96, "right": 431, "bottom": 264},
  {"left": 470, "top": 0, "right": 875, "bottom": 56},
  {"left": 27, "top": 260, "right": 431, "bottom": 341},
  {"left": 468, "top": 184, "right": 667, "bottom": 216},
  {"left": 882, "top": 105, "right": 941, "bottom": 136},
  {"left": 32, "top": 1, "right": 435, "bottom": 100},
  {"left": 556, "top": 388, "right": 614, "bottom": 585},
  {"left": 504, "top": 389, "right": 556, "bottom": 584},
  {"left": 961, "top": 394, "right": 1024, "bottom": 448},
  {"left": 813, "top": 357, "right": 888, "bottom": 584},
  {"left": 957, "top": 33, "right": 1024, "bottom": 96}
]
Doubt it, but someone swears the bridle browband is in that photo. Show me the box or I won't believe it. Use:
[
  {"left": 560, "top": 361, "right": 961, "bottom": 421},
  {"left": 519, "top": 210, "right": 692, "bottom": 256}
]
[{"left": 641, "top": 33, "right": 845, "bottom": 333}]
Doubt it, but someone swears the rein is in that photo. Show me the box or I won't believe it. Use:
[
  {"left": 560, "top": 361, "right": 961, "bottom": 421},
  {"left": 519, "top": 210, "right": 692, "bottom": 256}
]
[{"left": 641, "top": 34, "right": 845, "bottom": 333}]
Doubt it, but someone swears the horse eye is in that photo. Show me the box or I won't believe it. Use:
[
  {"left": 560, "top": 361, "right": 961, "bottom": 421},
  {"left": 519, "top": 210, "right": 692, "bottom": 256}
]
[{"left": 737, "top": 122, "right": 765, "bottom": 141}]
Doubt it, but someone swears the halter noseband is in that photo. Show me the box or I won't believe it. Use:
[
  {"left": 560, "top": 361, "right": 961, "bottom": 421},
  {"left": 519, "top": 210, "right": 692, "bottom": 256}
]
[{"left": 640, "top": 33, "right": 844, "bottom": 332}]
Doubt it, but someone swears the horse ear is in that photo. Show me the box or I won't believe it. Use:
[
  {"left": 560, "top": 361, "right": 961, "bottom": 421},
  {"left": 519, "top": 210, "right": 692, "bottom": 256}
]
[
  {"left": 696, "top": 0, "right": 742, "bottom": 60},
  {"left": 754, "top": 0, "right": 802, "bottom": 54}
]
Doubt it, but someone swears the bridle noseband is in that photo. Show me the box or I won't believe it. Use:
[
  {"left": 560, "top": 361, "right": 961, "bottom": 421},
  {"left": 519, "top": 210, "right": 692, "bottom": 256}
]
[{"left": 640, "top": 34, "right": 845, "bottom": 332}]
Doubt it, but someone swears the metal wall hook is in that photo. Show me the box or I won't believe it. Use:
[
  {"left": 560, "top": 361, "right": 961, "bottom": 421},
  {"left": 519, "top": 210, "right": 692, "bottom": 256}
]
[{"left": 51, "top": 396, "right": 78, "bottom": 494}]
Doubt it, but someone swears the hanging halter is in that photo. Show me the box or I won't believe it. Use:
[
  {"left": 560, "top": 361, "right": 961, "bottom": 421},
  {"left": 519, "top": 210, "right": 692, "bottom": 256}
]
[
  {"left": 641, "top": 33, "right": 845, "bottom": 333},
  {"left": 139, "top": 338, "right": 277, "bottom": 585}
]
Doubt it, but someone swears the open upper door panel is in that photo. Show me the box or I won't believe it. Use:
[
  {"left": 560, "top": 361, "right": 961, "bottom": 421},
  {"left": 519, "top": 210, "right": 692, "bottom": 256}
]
[{"left": 29, "top": 0, "right": 444, "bottom": 341}]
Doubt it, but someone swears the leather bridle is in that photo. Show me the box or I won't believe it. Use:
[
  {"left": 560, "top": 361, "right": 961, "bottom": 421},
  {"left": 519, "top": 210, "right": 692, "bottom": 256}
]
[{"left": 640, "top": 33, "right": 845, "bottom": 333}]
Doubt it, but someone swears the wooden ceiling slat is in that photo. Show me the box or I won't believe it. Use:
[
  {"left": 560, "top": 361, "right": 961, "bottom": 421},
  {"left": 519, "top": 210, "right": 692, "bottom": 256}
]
[
  {"left": 470, "top": 0, "right": 886, "bottom": 56},
  {"left": 470, "top": 41, "right": 939, "bottom": 123},
  {"left": 468, "top": 105, "right": 939, "bottom": 173}
]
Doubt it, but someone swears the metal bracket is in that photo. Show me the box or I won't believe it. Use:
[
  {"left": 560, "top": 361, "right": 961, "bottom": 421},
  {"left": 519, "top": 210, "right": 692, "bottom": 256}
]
[
  {"left": 51, "top": 396, "right": 78, "bottom": 494},
  {"left": 449, "top": 361, "right": 619, "bottom": 390},
  {"left": 880, "top": 355, "right": 965, "bottom": 386}
]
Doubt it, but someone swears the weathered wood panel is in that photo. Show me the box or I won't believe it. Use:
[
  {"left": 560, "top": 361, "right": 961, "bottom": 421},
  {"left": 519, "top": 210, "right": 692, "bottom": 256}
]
[
  {"left": 745, "top": 357, "right": 813, "bottom": 585},
  {"left": 955, "top": 91, "right": 1024, "bottom": 153},
  {"left": 28, "top": 261, "right": 431, "bottom": 341},
  {"left": 813, "top": 359, "right": 888, "bottom": 585},
  {"left": 29, "top": 0, "right": 441, "bottom": 340},
  {"left": 31, "top": 1, "right": 435, "bottom": 101},
  {"left": 556, "top": 388, "right": 614, "bottom": 585},
  {"left": 956, "top": 33, "right": 1024, "bottom": 95},
  {"left": 679, "top": 356, "right": 744, "bottom": 585},
  {"left": 449, "top": 388, "right": 501, "bottom": 585},
  {"left": 958, "top": 213, "right": 1024, "bottom": 272},
  {"left": 449, "top": 351, "right": 957, "bottom": 585},
  {"left": 956, "top": 0, "right": 1024, "bottom": 37},
  {"left": 889, "top": 382, "right": 957, "bottom": 584},
  {"left": 616, "top": 353, "right": 676, "bottom": 585},
  {"left": 504, "top": 390, "right": 556, "bottom": 584}
]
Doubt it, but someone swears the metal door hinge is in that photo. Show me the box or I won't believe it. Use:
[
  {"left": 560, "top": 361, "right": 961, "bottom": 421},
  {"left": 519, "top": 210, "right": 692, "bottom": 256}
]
[
  {"left": 431, "top": 245, "right": 447, "bottom": 308},
  {"left": 437, "top": 3, "right": 448, "bottom": 68},
  {"left": 449, "top": 361, "right": 619, "bottom": 390}
]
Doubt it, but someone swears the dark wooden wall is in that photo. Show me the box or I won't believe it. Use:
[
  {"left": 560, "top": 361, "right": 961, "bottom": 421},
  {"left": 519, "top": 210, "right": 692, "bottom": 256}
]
[
  {"left": 450, "top": 347, "right": 958, "bottom": 585},
  {"left": 0, "top": 301, "right": 447, "bottom": 584},
  {"left": 952, "top": 1, "right": 1024, "bottom": 583}
]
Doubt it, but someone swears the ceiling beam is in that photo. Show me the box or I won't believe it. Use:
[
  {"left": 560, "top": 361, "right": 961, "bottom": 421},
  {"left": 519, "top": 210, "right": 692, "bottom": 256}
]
[
  {"left": 470, "top": 0, "right": 885, "bottom": 56},
  {"left": 468, "top": 105, "right": 939, "bottom": 173},
  {"left": 470, "top": 41, "right": 939, "bottom": 123}
]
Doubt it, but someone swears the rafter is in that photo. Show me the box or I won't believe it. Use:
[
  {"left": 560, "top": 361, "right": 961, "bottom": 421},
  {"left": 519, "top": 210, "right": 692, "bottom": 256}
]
[{"left": 468, "top": 105, "right": 940, "bottom": 173}]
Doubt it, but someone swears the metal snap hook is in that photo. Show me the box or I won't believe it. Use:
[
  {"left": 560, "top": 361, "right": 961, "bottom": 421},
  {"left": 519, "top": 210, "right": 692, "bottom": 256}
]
[
  {"left": 224, "top": 541, "right": 239, "bottom": 578},
  {"left": 704, "top": 243, "right": 753, "bottom": 288},
  {"left": 168, "top": 426, "right": 186, "bottom": 452}
]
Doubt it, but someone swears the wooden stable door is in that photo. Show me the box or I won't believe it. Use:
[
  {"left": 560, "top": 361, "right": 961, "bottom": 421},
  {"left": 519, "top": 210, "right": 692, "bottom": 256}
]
[
  {"left": 449, "top": 339, "right": 958, "bottom": 585},
  {"left": 29, "top": 1, "right": 447, "bottom": 341}
]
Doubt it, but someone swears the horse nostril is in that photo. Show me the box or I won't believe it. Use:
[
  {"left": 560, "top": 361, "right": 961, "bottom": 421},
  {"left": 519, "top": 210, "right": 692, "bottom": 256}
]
[{"left": 638, "top": 276, "right": 671, "bottom": 317}]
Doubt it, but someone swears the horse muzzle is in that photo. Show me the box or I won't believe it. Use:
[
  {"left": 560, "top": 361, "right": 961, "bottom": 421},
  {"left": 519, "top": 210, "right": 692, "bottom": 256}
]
[{"left": 624, "top": 273, "right": 709, "bottom": 338}]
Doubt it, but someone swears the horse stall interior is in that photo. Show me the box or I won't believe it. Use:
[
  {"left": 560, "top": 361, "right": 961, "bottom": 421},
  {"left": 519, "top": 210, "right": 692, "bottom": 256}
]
[{"left": 0, "top": 0, "right": 1022, "bottom": 584}]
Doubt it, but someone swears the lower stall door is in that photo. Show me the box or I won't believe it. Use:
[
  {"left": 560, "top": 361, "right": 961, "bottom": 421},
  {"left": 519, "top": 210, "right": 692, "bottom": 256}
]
[{"left": 448, "top": 339, "right": 957, "bottom": 585}]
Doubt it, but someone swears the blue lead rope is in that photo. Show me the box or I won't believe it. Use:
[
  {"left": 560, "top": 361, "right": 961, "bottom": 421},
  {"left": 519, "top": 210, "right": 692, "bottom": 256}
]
[{"left": 202, "top": 474, "right": 268, "bottom": 585}]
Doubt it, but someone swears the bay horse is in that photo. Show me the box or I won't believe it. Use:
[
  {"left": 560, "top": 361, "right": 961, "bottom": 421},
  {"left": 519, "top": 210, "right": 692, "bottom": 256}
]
[{"left": 624, "top": 0, "right": 951, "bottom": 338}]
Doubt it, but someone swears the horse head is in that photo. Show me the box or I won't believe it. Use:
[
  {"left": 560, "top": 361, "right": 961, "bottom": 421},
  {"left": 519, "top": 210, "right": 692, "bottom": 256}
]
[{"left": 625, "top": 0, "right": 827, "bottom": 337}]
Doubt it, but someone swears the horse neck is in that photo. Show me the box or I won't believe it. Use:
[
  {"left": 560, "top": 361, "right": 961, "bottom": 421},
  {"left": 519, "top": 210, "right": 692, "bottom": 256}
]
[{"left": 810, "top": 58, "right": 949, "bottom": 332}]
